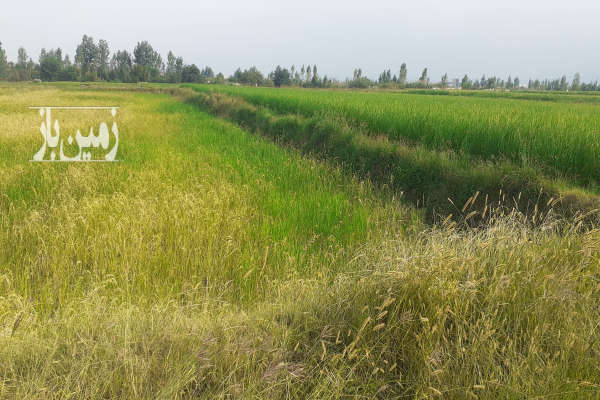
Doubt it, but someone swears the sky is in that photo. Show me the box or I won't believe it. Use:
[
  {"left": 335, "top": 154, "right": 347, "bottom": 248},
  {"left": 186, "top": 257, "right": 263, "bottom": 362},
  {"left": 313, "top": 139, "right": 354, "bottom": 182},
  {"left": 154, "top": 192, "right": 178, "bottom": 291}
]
[{"left": 1, "top": 0, "right": 599, "bottom": 82}]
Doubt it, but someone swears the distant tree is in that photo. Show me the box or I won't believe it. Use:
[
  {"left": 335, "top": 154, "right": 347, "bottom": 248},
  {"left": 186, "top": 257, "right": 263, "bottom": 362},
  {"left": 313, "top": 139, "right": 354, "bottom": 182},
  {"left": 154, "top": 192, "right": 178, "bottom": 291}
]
[
  {"left": 174, "top": 57, "right": 183, "bottom": 83},
  {"left": 349, "top": 77, "right": 371, "bottom": 88},
  {"left": 306, "top": 65, "right": 312, "bottom": 82},
  {"left": 58, "top": 59, "right": 80, "bottom": 81},
  {"left": 165, "top": 51, "right": 184, "bottom": 83},
  {"left": 378, "top": 69, "right": 392, "bottom": 84},
  {"left": 506, "top": 76, "right": 513, "bottom": 89},
  {"left": 166, "top": 51, "right": 176, "bottom": 82},
  {"left": 39, "top": 49, "right": 61, "bottom": 81},
  {"left": 200, "top": 66, "right": 215, "bottom": 82},
  {"left": 96, "top": 39, "right": 110, "bottom": 80},
  {"left": 273, "top": 65, "right": 291, "bottom": 87},
  {"left": 480, "top": 75, "right": 486, "bottom": 88},
  {"left": 0, "top": 42, "right": 8, "bottom": 79},
  {"left": 559, "top": 75, "right": 568, "bottom": 91},
  {"left": 441, "top": 73, "right": 448, "bottom": 88},
  {"left": 110, "top": 50, "right": 133, "bottom": 82},
  {"left": 17, "top": 47, "right": 27, "bottom": 68},
  {"left": 461, "top": 74, "right": 471, "bottom": 89},
  {"left": 244, "top": 66, "right": 264, "bottom": 85},
  {"left": 310, "top": 64, "right": 320, "bottom": 86},
  {"left": 399, "top": 63, "right": 407, "bottom": 85},
  {"left": 349, "top": 67, "right": 371, "bottom": 88},
  {"left": 229, "top": 66, "right": 264, "bottom": 85},
  {"left": 14, "top": 47, "right": 32, "bottom": 80},
  {"left": 571, "top": 72, "right": 581, "bottom": 91},
  {"left": 181, "top": 64, "right": 201, "bottom": 82},
  {"left": 215, "top": 72, "right": 225, "bottom": 84},
  {"left": 75, "top": 35, "right": 98, "bottom": 80},
  {"left": 514, "top": 77, "right": 520, "bottom": 89},
  {"left": 133, "top": 41, "right": 162, "bottom": 82},
  {"left": 230, "top": 68, "right": 243, "bottom": 83},
  {"left": 419, "top": 68, "right": 429, "bottom": 87}
]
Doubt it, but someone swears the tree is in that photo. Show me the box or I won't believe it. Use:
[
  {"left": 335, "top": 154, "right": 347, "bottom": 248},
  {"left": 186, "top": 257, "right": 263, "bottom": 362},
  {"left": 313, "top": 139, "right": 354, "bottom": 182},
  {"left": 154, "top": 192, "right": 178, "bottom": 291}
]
[
  {"left": 75, "top": 35, "right": 98, "bottom": 80},
  {"left": 461, "top": 74, "right": 471, "bottom": 89},
  {"left": 419, "top": 68, "right": 429, "bottom": 87},
  {"left": 15, "top": 47, "right": 32, "bottom": 80},
  {"left": 96, "top": 39, "right": 110, "bottom": 80},
  {"left": 0, "top": 42, "right": 8, "bottom": 79},
  {"left": 39, "top": 49, "right": 61, "bottom": 81},
  {"left": 17, "top": 47, "right": 28, "bottom": 68},
  {"left": 514, "top": 77, "right": 520, "bottom": 89},
  {"left": 181, "top": 64, "right": 201, "bottom": 83},
  {"left": 311, "top": 64, "right": 319, "bottom": 86},
  {"left": 165, "top": 51, "right": 185, "bottom": 83},
  {"left": 200, "top": 66, "right": 215, "bottom": 82},
  {"left": 399, "top": 63, "right": 407, "bottom": 85},
  {"left": 441, "top": 73, "right": 448, "bottom": 88},
  {"left": 174, "top": 57, "right": 183, "bottom": 82},
  {"left": 133, "top": 41, "right": 162, "bottom": 82},
  {"left": 559, "top": 75, "right": 568, "bottom": 91},
  {"left": 166, "top": 51, "right": 180, "bottom": 83},
  {"left": 350, "top": 68, "right": 371, "bottom": 88},
  {"left": 378, "top": 69, "right": 392, "bottom": 84},
  {"left": 110, "top": 50, "right": 133, "bottom": 82},
  {"left": 273, "top": 65, "right": 291, "bottom": 87},
  {"left": 231, "top": 68, "right": 243, "bottom": 83},
  {"left": 306, "top": 65, "right": 312, "bottom": 82},
  {"left": 571, "top": 73, "right": 581, "bottom": 91},
  {"left": 229, "top": 66, "right": 264, "bottom": 85}
]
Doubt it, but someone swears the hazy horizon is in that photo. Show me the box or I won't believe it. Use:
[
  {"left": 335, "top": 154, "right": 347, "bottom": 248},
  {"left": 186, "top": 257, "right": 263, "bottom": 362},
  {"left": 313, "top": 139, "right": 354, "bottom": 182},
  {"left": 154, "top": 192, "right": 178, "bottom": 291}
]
[{"left": 2, "top": 0, "right": 599, "bottom": 82}]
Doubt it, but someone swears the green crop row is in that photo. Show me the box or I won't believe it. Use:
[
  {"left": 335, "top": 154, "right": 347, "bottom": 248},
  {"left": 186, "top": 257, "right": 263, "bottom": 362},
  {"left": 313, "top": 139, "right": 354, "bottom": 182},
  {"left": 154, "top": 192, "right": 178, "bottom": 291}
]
[{"left": 189, "top": 85, "right": 600, "bottom": 188}]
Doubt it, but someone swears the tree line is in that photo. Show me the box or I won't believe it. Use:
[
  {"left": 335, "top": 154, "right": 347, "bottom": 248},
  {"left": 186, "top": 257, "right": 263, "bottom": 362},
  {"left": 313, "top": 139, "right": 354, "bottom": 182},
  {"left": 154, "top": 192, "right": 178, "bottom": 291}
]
[
  {"left": 0, "top": 36, "right": 219, "bottom": 84},
  {"left": 0, "top": 36, "right": 597, "bottom": 91}
]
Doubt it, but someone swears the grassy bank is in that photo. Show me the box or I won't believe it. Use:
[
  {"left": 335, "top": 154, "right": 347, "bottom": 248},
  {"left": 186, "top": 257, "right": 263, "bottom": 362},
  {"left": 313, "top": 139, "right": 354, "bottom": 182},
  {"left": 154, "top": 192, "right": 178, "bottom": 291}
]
[
  {"left": 191, "top": 84, "right": 600, "bottom": 188},
  {"left": 185, "top": 88, "right": 599, "bottom": 223}
]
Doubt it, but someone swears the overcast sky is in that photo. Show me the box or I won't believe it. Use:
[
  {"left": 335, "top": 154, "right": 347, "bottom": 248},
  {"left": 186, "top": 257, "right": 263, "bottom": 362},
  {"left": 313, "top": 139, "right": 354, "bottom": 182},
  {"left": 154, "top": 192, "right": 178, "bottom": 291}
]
[{"left": 1, "top": 0, "right": 599, "bottom": 82}]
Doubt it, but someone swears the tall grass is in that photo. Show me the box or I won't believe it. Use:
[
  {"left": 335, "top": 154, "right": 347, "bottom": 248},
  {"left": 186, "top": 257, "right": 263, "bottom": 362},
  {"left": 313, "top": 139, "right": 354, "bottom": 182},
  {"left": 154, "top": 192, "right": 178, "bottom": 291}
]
[
  {"left": 403, "top": 88, "right": 600, "bottom": 104},
  {"left": 0, "top": 85, "right": 406, "bottom": 308},
  {"left": 187, "top": 89, "right": 600, "bottom": 221},
  {"left": 3, "top": 209, "right": 599, "bottom": 398},
  {"left": 1, "top": 83, "right": 599, "bottom": 398},
  {"left": 192, "top": 85, "right": 600, "bottom": 187}
]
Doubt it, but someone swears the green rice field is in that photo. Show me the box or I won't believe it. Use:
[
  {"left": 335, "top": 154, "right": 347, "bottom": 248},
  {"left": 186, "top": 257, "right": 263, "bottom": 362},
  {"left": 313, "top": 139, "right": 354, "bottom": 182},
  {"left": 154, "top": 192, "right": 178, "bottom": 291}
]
[{"left": 1, "top": 82, "right": 599, "bottom": 399}]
